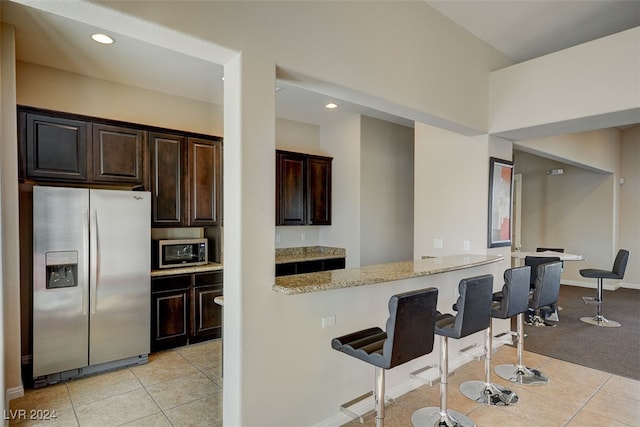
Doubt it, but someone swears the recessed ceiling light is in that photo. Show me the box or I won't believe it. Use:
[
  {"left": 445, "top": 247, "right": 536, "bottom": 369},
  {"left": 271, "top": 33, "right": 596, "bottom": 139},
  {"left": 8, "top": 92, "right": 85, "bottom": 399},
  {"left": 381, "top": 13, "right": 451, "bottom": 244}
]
[
  {"left": 325, "top": 102, "right": 338, "bottom": 109},
  {"left": 91, "top": 33, "right": 115, "bottom": 45}
]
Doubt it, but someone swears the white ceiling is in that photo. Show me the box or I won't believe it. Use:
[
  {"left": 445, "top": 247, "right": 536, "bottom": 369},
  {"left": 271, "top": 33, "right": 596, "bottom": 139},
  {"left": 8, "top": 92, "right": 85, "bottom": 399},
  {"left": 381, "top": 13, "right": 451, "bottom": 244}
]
[
  {"left": 2, "top": 0, "right": 638, "bottom": 131},
  {"left": 426, "top": 0, "right": 640, "bottom": 63}
]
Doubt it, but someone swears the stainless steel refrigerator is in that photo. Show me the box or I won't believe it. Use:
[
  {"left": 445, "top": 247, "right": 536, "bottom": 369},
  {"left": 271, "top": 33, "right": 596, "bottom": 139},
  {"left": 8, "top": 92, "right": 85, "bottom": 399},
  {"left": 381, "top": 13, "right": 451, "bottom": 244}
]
[{"left": 33, "top": 186, "right": 151, "bottom": 383}]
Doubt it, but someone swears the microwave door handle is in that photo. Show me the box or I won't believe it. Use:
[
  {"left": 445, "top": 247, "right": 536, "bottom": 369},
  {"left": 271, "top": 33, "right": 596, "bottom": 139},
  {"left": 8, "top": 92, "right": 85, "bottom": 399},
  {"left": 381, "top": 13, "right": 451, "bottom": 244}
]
[
  {"left": 82, "top": 208, "right": 90, "bottom": 316},
  {"left": 90, "top": 208, "right": 98, "bottom": 315}
]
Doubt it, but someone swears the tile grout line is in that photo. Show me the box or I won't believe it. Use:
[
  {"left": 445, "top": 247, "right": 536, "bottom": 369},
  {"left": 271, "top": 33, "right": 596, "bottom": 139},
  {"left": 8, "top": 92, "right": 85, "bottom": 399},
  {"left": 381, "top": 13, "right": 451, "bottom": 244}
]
[{"left": 126, "top": 363, "right": 176, "bottom": 427}]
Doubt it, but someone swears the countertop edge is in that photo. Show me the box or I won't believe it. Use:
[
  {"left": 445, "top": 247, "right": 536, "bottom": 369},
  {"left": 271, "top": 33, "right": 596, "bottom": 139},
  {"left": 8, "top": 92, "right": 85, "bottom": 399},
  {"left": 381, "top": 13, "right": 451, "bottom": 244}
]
[
  {"left": 273, "top": 255, "right": 504, "bottom": 295},
  {"left": 151, "top": 262, "right": 223, "bottom": 277}
]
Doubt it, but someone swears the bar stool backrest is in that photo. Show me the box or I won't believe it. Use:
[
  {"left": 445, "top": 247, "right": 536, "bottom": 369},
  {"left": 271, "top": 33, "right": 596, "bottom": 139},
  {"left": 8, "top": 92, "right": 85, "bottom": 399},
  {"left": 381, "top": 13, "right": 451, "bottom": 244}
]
[
  {"left": 525, "top": 256, "right": 561, "bottom": 288},
  {"left": 494, "top": 266, "right": 531, "bottom": 319},
  {"left": 384, "top": 287, "right": 439, "bottom": 368},
  {"left": 531, "top": 261, "right": 562, "bottom": 309},
  {"left": 612, "top": 249, "right": 630, "bottom": 279},
  {"left": 449, "top": 275, "right": 493, "bottom": 338}
]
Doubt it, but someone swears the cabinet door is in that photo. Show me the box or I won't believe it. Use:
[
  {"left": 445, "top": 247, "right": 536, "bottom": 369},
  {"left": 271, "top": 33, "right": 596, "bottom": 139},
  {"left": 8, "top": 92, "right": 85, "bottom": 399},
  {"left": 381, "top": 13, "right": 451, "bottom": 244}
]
[
  {"left": 93, "top": 124, "right": 145, "bottom": 184},
  {"left": 276, "top": 152, "right": 306, "bottom": 225},
  {"left": 187, "top": 138, "right": 221, "bottom": 226},
  {"left": 151, "top": 286, "right": 190, "bottom": 352},
  {"left": 150, "top": 132, "right": 186, "bottom": 226},
  {"left": 307, "top": 156, "right": 332, "bottom": 225},
  {"left": 24, "top": 113, "right": 90, "bottom": 181},
  {"left": 192, "top": 284, "right": 223, "bottom": 342}
]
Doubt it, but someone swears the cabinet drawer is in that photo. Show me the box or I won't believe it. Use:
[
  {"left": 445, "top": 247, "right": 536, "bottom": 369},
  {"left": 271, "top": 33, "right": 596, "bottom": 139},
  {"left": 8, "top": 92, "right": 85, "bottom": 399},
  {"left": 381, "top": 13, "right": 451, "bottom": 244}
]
[
  {"left": 194, "top": 271, "right": 223, "bottom": 287},
  {"left": 151, "top": 274, "right": 191, "bottom": 292}
]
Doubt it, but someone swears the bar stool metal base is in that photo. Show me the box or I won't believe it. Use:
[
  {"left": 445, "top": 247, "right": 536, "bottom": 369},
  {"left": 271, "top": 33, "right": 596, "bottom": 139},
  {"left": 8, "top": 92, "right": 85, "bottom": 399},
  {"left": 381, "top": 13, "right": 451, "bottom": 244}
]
[
  {"left": 494, "top": 364, "right": 548, "bottom": 385},
  {"left": 580, "top": 315, "right": 620, "bottom": 328},
  {"left": 459, "top": 381, "right": 518, "bottom": 406},
  {"left": 411, "top": 407, "right": 476, "bottom": 427}
]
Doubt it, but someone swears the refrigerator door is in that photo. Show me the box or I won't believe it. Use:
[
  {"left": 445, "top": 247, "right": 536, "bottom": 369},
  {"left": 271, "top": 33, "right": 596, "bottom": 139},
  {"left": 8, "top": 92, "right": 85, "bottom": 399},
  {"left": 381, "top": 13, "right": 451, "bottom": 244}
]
[
  {"left": 89, "top": 189, "right": 150, "bottom": 365},
  {"left": 33, "top": 186, "right": 89, "bottom": 377}
]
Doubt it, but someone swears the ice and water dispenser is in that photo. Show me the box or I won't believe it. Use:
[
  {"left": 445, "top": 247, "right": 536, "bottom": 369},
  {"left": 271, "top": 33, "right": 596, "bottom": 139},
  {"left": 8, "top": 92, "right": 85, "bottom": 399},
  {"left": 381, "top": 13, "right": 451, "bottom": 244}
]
[{"left": 45, "top": 251, "right": 78, "bottom": 289}]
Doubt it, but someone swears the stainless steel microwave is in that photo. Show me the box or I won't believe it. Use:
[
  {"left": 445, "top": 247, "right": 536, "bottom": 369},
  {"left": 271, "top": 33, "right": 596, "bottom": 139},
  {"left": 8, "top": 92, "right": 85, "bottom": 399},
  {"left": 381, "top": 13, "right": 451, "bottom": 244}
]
[{"left": 153, "top": 238, "right": 208, "bottom": 269}]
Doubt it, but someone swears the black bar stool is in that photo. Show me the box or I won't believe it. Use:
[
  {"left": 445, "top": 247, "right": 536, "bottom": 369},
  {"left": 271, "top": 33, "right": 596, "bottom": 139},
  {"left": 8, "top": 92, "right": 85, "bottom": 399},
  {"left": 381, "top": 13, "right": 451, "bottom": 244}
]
[
  {"left": 580, "top": 249, "right": 629, "bottom": 328},
  {"left": 331, "top": 287, "right": 439, "bottom": 427},
  {"left": 495, "top": 261, "right": 562, "bottom": 385},
  {"left": 459, "top": 267, "right": 530, "bottom": 406},
  {"left": 524, "top": 255, "right": 561, "bottom": 326},
  {"left": 411, "top": 275, "right": 493, "bottom": 427}
]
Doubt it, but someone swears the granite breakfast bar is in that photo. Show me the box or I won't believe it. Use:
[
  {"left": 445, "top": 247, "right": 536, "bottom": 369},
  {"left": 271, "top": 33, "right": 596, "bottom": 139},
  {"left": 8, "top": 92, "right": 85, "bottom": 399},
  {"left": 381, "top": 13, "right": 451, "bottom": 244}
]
[
  {"left": 274, "top": 254, "right": 504, "bottom": 294},
  {"left": 269, "top": 253, "right": 509, "bottom": 424}
]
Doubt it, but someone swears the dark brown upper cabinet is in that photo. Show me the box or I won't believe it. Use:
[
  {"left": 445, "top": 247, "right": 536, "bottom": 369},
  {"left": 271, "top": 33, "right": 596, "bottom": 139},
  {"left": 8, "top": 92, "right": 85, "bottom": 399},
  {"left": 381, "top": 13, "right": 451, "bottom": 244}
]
[
  {"left": 19, "top": 107, "right": 144, "bottom": 186},
  {"left": 149, "top": 132, "right": 186, "bottom": 226},
  {"left": 92, "top": 123, "right": 145, "bottom": 184},
  {"left": 22, "top": 112, "right": 91, "bottom": 182},
  {"left": 276, "top": 150, "right": 332, "bottom": 226},
  {"left": 188, "top": 138, "right": 221, "bottom": 227},
  {"left": 150, "top": 132, "right": 222, "bottom": 228}
]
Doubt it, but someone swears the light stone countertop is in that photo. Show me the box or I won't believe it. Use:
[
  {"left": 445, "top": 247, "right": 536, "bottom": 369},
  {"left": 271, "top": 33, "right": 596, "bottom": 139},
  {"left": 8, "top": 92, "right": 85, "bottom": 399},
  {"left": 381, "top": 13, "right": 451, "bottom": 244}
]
[
  {"left": 273, "top": 254, "right": 503, "bottom": 295},
  {"left": 151, "top": 262, "right": 223, "bottom": 277},
  {"left": 275, "top": 246, "right": 346, "bottom": 264}
]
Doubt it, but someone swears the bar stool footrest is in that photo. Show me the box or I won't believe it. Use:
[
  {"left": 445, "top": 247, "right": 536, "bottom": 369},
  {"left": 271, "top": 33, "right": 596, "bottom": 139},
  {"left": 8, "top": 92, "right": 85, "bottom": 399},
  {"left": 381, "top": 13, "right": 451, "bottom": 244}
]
[
  {"left": 582, "top": 296, "right": 602, "bottom": 305},
  {"left": 459, "top": 344, "right": 483, "bottom": 360},
  {"left": 339, "top": 391, "right": 395, "bottom": 424},
  {"left": 410, "top": 365, "right": 454, "bottom": 386}
]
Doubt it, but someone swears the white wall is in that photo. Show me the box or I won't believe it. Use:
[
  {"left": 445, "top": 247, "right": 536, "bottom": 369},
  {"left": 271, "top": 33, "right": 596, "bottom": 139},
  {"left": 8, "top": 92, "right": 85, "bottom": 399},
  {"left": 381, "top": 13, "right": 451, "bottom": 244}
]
[
  {"left": 16, "top": 62, "right": 224, "bottom": 136},
  {"left": 275, "top": 118, "right": 322, "bottom": 247},
  {"left": 319, "top": 115, "right": 363, "bottom": 268},
  {"left": 1, "top": 23, "right": 22, "bottom": 407},
  {"left": 490, "top": 27, "right": 640, "bottom": 140},
  {"left": 511, "top": 126, "right": 640, "bottom": 288},
  {"left": 360, "top": 116, "right": 414, "bottom": 265},
  {"left": 63, "top": 0, "right": 512, "bottom": 135},
  {"left": 514, "top": 152, "right": 616, "bottom": 284},
  {"left": 514, "top": 128, "right": 622, "bottom": 173},
  {"left": 618, "top": 127, "right": 639, "bottom": 288},
  {"left": 414, "top": 123, "right": 490, "bottom": 258}
]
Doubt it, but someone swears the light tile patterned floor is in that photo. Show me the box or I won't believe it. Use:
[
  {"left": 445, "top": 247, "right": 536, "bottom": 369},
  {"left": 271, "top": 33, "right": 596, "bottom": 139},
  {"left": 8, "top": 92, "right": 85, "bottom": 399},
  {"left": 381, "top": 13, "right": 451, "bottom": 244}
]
[
  {"left": 8, "top": 340, "right": 222, "bottom": 427},
  {"left": 8, "top": 341, "right": 640, "bottom": 426},
  {"left": 342, "top": 345, "right": 640, "bottom": 427}
]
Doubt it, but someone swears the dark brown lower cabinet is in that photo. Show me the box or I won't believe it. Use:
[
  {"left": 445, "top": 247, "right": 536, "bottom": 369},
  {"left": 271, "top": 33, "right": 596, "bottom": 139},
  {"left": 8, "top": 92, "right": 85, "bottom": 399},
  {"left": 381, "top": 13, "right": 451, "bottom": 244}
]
[
  {"left": 151, "top": 271, "right": 222, "bottom": 352},
  {"left": 275, "top": 257, "right": 345, "bottom": 277},
  {"left": 151, "top": 274, "right": 190, "bottom": 352},
  {"left": 191, "top": 273, "right": 223, "bottom": 343}
]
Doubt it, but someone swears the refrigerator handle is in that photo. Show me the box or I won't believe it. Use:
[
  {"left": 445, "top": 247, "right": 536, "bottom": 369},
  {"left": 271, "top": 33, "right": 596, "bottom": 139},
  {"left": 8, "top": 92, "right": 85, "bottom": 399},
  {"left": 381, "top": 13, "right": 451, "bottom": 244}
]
[
  {"left": 90, "top": 209, "right": 98, "bottom": 315},
  {"left": 82, "top": 208, "right": 90, "bottom": 316}
]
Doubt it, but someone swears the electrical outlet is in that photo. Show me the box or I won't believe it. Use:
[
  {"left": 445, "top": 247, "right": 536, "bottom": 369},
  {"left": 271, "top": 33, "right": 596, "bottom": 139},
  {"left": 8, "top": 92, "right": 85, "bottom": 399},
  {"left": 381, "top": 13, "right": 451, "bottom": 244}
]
[
  {"left": 433, "top": 238, "right": 443, "bottom": 249},
  {"left": 276, "top": 234, "right": 281, "bottom": 243},
  {"left": 301, "top": 233, "right": 306, "bottom": 242},
  {"left": 463, "top": 240, "right": 470, "bottom": 251},
  {"left": 322, "top": 315, "right": 336, "bottom": 328}
]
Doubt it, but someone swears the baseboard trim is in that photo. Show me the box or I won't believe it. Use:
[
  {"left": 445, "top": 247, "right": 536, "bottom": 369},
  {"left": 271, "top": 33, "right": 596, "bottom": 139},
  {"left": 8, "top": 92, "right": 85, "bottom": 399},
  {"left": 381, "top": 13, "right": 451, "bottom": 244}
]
[
  {"left": 311, "top": 338, "right": 512, "bottom": 427},
  {"left": 6, "top": 384, "right": 24, "bottom": 403},
  {"left": 561, "top": 280, "right": 639, "bottom": 291}
]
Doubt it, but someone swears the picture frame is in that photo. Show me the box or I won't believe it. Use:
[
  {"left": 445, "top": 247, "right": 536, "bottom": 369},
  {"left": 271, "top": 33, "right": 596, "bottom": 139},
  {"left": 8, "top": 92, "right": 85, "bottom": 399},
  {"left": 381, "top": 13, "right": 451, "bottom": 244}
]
[{"left": 487, "top": 157, "right": 513, "bottom": 248}]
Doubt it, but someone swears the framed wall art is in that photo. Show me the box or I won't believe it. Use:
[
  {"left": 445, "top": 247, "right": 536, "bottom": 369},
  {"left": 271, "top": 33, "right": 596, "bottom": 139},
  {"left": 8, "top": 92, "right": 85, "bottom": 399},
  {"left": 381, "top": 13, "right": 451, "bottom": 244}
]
[{"left": 487, "top": 157, "right": 513, "bottom": 248}]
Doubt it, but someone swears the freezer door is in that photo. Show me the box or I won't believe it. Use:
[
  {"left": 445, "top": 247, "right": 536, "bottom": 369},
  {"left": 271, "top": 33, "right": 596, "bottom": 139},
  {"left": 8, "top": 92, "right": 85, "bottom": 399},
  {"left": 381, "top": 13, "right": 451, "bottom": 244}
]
[
  {"left": 89, "top": 189, "right": 151, "bottom": 365},
  {"left": 33, "top": 186, "right": 89, "bottom": 377}
]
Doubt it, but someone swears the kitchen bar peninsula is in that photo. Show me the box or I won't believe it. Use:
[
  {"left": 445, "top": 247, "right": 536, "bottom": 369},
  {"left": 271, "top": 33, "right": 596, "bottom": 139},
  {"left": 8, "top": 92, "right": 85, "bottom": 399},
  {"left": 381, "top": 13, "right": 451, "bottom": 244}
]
[{"left": 274, "top": 254, "right": 503, "bottom": 294}]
